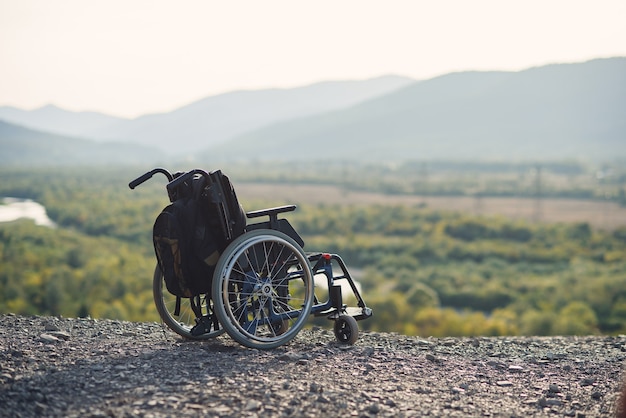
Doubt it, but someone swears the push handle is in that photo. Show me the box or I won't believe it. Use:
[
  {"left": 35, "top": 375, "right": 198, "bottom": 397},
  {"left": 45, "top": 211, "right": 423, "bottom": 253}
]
[{"left": 128, "top": 168, "right": 173, "bottom": 189}]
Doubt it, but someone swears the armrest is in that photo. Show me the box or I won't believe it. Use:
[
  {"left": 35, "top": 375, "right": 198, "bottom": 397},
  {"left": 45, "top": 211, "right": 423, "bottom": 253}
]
[{"left": 246, "top": 205, "right": 296, "bottom": 219}]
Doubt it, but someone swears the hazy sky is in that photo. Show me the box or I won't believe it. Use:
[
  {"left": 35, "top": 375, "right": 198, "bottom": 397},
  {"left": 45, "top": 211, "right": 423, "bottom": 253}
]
[{"left": 1, "top": 0, "right": 625, "bottom": 118}]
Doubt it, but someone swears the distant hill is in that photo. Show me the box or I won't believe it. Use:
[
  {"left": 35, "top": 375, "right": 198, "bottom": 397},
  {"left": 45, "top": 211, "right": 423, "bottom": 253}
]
[
  {"left": 203, "top": 57, "right": 626, "bottom": 162},
  {"left": 2, "top": 58, "right": 624, "bottom": 166},
  {"left": 0, "top": 105, "right": 126, "bottom": 139},
  {"left": 0, "top": 120, "right": 163, "bottom": 166},
  {"left": 0, "top": 76, "right": 415, "bottom": 155}
]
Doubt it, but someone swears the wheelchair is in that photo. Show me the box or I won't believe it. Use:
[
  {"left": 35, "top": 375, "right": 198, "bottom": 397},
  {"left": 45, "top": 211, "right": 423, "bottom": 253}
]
[{"left": 130, "top": 168, "right": 372, "bottom": 349}]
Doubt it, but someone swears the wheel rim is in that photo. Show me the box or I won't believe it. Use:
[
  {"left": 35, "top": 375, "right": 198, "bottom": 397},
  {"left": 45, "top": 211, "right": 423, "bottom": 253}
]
[{"left": 214, "top": 231, "right": 314, "bottom": 349}]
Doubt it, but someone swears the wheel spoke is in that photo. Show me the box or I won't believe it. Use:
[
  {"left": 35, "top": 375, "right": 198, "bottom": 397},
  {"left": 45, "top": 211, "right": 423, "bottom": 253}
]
[{"left": 213, "top": 230, "right": 314, "bottom": 349}]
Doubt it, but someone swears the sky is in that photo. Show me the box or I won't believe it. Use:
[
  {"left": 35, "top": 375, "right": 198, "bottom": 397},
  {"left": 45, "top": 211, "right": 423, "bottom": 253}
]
[{"left": 1, "top": 0, "right": 625, "bottom": 119}]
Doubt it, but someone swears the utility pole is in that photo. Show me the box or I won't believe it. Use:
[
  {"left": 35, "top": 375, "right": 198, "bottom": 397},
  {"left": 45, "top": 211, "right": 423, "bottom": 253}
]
[{"left": 533, "top": 165, "right": 543, "bottom": 222}]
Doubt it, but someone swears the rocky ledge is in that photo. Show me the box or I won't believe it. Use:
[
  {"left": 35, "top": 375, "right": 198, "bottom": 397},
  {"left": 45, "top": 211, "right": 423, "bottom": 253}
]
[{"left": 0, "top": 314, "right": 625, "bottom": 417}]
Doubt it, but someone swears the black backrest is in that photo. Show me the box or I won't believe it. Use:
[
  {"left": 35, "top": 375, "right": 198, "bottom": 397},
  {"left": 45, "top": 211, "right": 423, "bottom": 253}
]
[{"left": 206, "top": 170, "right": 246, "bottom": 248}]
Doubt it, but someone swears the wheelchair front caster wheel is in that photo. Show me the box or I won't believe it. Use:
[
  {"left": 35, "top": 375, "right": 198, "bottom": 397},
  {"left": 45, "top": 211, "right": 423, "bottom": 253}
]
[{"left": 334, "top": 315, "right": 359, "bottom": 345}]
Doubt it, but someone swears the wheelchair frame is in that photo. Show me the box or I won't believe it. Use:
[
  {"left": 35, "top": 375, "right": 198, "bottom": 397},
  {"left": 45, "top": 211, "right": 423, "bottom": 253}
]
[{"left": 130, "top": 167, "right": 372, "bottom": 349}]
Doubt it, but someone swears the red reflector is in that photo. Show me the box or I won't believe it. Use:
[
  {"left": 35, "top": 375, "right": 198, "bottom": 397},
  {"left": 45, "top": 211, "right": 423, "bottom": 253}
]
[{"left": 322, "top": 253, "right": 331, "bottom": 260}]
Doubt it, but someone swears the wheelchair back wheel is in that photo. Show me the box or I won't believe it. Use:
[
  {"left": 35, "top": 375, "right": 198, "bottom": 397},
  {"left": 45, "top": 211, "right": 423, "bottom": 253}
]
[
  {"left": 152, "top": 265, "right": 224, "bottom": 340},
  {"left": 212, "top": 229, "right": 314, "bottom": 349}
]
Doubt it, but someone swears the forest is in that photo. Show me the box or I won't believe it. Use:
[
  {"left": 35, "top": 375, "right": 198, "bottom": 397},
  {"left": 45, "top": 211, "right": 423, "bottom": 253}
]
[{"left": 0, "top": 162, "right": 625, "bottom": 337}]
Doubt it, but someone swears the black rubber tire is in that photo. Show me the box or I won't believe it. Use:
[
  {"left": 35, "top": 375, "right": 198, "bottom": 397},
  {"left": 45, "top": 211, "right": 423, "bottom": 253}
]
[
  {"left": 153, "top": 264, "right": 224, "bottom": 340},
  {"left": 334, "top": 314, "right": 359, "bottom": 345}
]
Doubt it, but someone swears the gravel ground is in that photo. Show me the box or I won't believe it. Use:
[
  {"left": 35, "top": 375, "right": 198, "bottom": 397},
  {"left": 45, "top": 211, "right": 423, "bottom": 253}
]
[{"left": 1, "top": 314, "right": 625, "bottom": 417}]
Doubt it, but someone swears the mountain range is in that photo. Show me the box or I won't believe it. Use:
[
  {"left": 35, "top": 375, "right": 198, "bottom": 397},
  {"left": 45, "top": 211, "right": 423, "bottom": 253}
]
[
  {"left": 206, "top": 57, "right": 626, "bottom": 162},
  {"left": 0, "top": 76, "right": 413, "bottom": 156},
  {"left": 0, "top": 120, "right": 162, "bottom": 166},
  {"left": 1, "top": 58, "right": 624, "bottom": 166}
]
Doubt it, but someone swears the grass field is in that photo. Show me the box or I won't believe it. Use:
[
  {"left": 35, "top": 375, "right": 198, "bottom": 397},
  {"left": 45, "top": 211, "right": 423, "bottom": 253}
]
[{"left": 237, "top": 182, "right": 626, "bottom": 230}]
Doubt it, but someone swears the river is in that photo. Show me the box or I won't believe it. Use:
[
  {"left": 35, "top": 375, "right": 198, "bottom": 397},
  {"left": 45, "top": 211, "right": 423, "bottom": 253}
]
[{"left": 0, "top": 198, "right": 56, "bottom": 228}]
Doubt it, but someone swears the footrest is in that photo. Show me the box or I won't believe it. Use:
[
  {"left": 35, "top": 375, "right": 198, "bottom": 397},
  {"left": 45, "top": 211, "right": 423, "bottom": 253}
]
[
  {"left": 315, "top": 306, "right": 373, "bottom": 321},
  {"left": 347, "top": 306, "right": 373, "bottom": 321}
]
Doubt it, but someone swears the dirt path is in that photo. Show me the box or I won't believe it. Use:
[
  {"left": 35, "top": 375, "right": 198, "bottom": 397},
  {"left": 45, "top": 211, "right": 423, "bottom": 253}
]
[{"left": 1, "top": 314, "right": 624, "bottom": 417}]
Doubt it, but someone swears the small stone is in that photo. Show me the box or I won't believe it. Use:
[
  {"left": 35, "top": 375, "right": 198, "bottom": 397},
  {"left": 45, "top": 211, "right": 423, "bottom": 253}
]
[
  {"left": 40, "top": 333, "right": 60, "bottom": 343},
  {"left": 508, "top": 365, "right": 524, "bottom": 372},
  {"left": 278, "top": 353, "right": 300, "bottom": 362},
  {"left": 362, "top": 347, "right": 375, "bottom": 356},
  {"left": 44, "top": 323, "right": 60, "bottom": 332},
  {"left": 496, "top": 381, "right": 513, "bottom": 387},
  {"left": 488, "top": 360, "right": 505, "bottom": 369},
  {"left": 591, "top": 391, "right": 602, "bottom": 400},
  {"left": 549, "top": 384, "right": 561, "bottom": 393},
  {"left": 211, "top": 405, "right": 232, "bottom": 415},
  {"left": 34, "top": 402, "right": 47, "bottom": 414},
  {"left": 425, "top": 353, "right": 439, "bottom": 363},
  {"left": 244, "top": 400, "right": 261, "bottom": 411},
  {"left": 368, "top": 403, "right": 381, "bottom": 413},
  {"left": 48, "top": 331, "right": 71, "bottom": 341}
]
